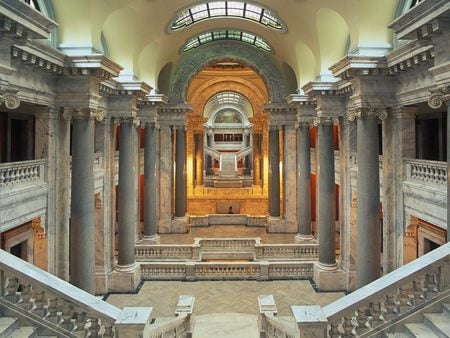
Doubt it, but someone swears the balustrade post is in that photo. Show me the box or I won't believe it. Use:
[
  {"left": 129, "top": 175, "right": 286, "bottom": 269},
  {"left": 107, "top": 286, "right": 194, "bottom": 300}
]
[{"left": 292, "top": 305, "right": 328, "bottom": 338}]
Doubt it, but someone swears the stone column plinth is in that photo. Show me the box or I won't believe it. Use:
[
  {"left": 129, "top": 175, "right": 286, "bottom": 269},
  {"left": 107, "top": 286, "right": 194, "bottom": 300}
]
[
  {"left": 296, "top": 122, "right": 313, "bottom": 242},
  {"left": 143, "top": 122, "right": 160, "bottom": 243},
  {"left": 354, "top": 109, "right": 383, "bottom": 288},
  {"left": 68, "top": 108, "right": 101, "bottom": 294}
]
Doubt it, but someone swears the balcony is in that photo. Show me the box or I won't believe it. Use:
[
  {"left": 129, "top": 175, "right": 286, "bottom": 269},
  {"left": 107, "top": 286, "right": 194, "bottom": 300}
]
[{"left": 0, "top": 160, "right": 48, "bottom": 232}]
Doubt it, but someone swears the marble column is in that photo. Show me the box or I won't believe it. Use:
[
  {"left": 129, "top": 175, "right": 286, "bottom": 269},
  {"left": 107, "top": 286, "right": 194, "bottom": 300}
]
[
  {"left": 69, "top": 109, "right": 99, "bottom": 294},
  {"left": 355, "top": 111, "right": 381, "bottom": 288},
  {"left": 283, "top": 125, "right": 298, "bottom": 232},
  {"left": 315, "top": 118, "right": 336, "bottom": 269},
  {"left": 195, "top": 132, "right": 203, "bottom": 186},
  {"left": 175, "top": 127, "right": 187, "bottom": 218},
  {"left": 269, "top": 127, "right": 280, "bottom": 217},
  {"left": 117, "top": 118, "right": 139, "bottom": 268},
  {"left": 296, "top": 122, "right": 313, "bottom": 240},
  {"left": 143, "top": 122, "right": 159, "bottom": 240},
  {"left": 253, "top": 133, "right": 261, "bottom": 185}
]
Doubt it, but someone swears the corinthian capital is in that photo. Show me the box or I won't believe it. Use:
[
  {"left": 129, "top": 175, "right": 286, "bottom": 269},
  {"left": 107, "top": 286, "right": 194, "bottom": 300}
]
[
  {"left": 63, "top": 108, "right": 105, "bottom": 121},
  {"left": 347, "top": 107, "right": 388, "bottom": 121}
]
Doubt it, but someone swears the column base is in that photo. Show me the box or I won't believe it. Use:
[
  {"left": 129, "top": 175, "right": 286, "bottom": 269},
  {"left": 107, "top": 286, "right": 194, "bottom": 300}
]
[
  {"left": 108, "top": 263, "right": 141, "bottom": 293},
  {"left": 158, "top": 217, "right": 190, "bottom": 234},
  {"left": 295, "top": 234, "right": 315, "bottom": 243},
  {"left": 95, "top": 267, "right": 110, "bottom": 295},
  {"left": 313, "top": 262, "right": 346, "bottom": 292},
  {"left": 267, "top": 217, "right": 297, "bottom": 233},
  {"left": 141, "top": 234, "right": 160, "bottom": 244}
]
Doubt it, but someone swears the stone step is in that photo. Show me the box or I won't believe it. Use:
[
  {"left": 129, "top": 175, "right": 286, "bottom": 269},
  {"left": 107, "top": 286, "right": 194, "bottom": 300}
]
[
  {"left": 424, "top": 313, "right": 450, "bottom": 338},
  {"left": 0, "top": 317, "right": 18, "bottom": 337},
  {"left": 192, "top": 313, "right": 259, "bottom": 338},
  {"left": 405, "top": 323, "right": 440, "bottom": 338},
  {"left": 443, "top": 304, "right": 450, "bottom": 316},
  {"left": 383, "top": 333, "right": 414, "bottom": 338},
  {"left": 11, "top": 326, "right": 37, "bottom": 337}
]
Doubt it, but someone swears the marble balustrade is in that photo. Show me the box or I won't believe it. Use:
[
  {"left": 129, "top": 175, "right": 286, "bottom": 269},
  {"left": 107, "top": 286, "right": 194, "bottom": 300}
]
[
  {"left": 0, "top": 249, "right": 153, "bottom": 337},
  {"left": 135, "top": 238, "right": 319, "bottom": 261},
  {"left": 293, "top": 242, "right": 450, "bottom": 337},
  {"left": 140, "top": 261, "right": 314, "bottom": 281}
]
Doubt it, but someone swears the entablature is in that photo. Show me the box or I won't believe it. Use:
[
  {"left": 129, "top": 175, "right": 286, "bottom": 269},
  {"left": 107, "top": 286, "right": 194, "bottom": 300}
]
[
  {"left": 0, "top": 0, "right": 57, "bottom": 40},
  {"left": 158, "top": 103, "right": 193, "bottom": 126},
  {"left": 389, "top": 0, "right": 450, "bottom": 41}
]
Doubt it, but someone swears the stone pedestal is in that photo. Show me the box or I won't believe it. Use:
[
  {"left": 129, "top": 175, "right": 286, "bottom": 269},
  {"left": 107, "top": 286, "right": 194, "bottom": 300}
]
[
  {"left": 108, "top": 264, "right": 141, "bottom": 292},
  {"left": 292, "top": 305, "right": 328, "bottom": 338},
  {"left": 141, "top": 234, "right": 160, "bottom": 244},
  {"left": 313, "top": 262, "right": 346, "bottom": 291},
  {"left": 172, "top": 216, "right": 190, "bottom": 233},
  {"left": 115, "top": 307, "right": 153, "bottom": 338},
  {"left": 266, "top": 217, "right": 297, "bottom": 233}
]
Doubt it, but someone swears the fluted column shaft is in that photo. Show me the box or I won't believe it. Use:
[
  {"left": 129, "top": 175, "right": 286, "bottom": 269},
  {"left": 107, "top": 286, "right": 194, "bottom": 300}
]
[
  {"left": 297, "top": 123, "right": 312, "bottom": 238},
  {"left": 317, "top": 120, "right": 336, "bottom": 267},
  {"left": 356, "top": 115, "right": 381, "bottom": 288},
  {"left": 175, "top": 127, "right": 186, "bottom": 217},
  {"left": 269, "top": 127, "right": 280, "bottom": 217},
  {"left": 118, "top": 119, "right": 138, "bottom": 267},
  {"left": 70, "top": 116, "right": 95, "bottom": 294},
  {"left": 143, "top": 123, "right": 158, "bottom": 238}
]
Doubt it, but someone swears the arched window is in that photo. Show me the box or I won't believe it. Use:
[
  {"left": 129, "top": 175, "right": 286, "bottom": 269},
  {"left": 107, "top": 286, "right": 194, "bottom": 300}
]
[
  {"left": 182, "top": 29, "right": 272, "bottom": 53},
  {"left": 23, "top": 0, "right": 58, "bottom": 47},
  {"left": 170, "top": 1, "right": 285, "bottom": 32}
]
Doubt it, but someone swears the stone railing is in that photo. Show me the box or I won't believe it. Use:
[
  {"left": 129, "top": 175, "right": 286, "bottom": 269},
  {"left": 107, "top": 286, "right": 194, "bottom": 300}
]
[
  {"left": 294, "top": 242, "right": 450, "bottom": 337},
  {"left": 259, "top": 294, "right": 298, "bottom": 338},
  {"left": 140, "top": 261, "right": 315, "bottom": 281},
  {"left": 0, "top": 159, "right": 46, "bottom": 187},
  {"left": 0, "top": 249, "right": 152, "bottom": 337},
  {"left": 404, "top": 158, "right": 447, "bottom": 185},
  {"left": 135, "top": 238, "right": 319, "bottom": 262},
  {"left": 148, "top": 315, "right": 190, "bottom": 338},
  {"left": 263, "top": 315, "right": 298, "bottom": 338},
  {"left": 191, "top": 214, "right": 267, "bottom": 227}
]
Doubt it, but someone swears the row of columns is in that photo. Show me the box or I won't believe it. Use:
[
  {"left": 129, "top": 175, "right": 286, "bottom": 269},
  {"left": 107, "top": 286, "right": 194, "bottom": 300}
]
[
  {"left": 285, "top": 109, "right": 384, "bottom": 288},
  {"left": 69, "top": 109, "right": 187, "bottom": 293}
]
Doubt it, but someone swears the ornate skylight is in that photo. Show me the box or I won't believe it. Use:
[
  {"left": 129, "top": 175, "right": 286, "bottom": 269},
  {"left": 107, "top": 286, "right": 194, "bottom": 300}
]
[
  {"left": 170, "top": 1, "right": 285, "bottom": 31},
  {"left": 182, "top": 29, "right": 272, "bottom": 53}
]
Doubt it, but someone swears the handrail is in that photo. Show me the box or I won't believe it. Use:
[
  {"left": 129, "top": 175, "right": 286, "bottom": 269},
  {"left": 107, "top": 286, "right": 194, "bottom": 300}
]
[
  {"left": 0, "top": 249, "right": 121, "bottom": 335},
  {"left": 264, "top": 314, "right": 298, "bottom": 338},
  {"left": 204, "top": 145, "right": 221, "bottom": 160},
  {"left": 148, "top": 315, "right": 188, "bottom": 337},
  {"left": 236, "top": 145, "right": 252, "bottom": 160},
  {"left": 314, "top": 242, "right": 449, "bottom": 337}
]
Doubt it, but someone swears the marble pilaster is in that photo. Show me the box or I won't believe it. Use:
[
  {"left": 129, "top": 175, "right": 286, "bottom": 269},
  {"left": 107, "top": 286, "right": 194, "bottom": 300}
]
[
  {"left": 175, "top": 127, "right": 187, "bottom": 218},
  {"left": 382, "top": 106, "right": 416, "bottom": 273},
  {"left": 34, "top": 107, "right": 70, "bottom": 278},
  {"left": 195, "top": 132, "right": 204, "bottom": 186},
  {"left": 268, "top": 126, "right": 280, "bottom": 218},
  {"left": 282, "top": 124, "right": 298, "bottom": 233},
  {"left": 158, "top": 124, "right": 173, "bottom": 233},
  {"left": 253, "top": 133, "right": 262, "bottom": 185}
]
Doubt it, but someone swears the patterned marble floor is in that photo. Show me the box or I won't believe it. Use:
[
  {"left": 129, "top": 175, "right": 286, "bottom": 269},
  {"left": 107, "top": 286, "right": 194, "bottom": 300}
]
[{"left": 106, "top": 280, "right": 344, "bottom": 317}]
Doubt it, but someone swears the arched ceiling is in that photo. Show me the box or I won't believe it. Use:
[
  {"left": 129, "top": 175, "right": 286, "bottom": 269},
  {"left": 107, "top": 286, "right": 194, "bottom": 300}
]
[{"left": 52, "top": 0, "right": 397, "bottom": 91}]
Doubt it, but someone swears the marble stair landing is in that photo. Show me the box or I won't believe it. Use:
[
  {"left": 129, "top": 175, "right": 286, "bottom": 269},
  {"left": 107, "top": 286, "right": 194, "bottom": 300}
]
[{"left": 192, "top": 313, "right": 259, "bottom": 338}]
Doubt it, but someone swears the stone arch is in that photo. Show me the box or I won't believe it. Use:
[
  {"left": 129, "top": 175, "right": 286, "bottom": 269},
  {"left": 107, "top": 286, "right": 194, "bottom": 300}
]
[
  {"left": 188, "top": 78, "right": 267, "bottom": 117},
  {"left": 169, "top": 41, "right": 286, "bottom": 104}
]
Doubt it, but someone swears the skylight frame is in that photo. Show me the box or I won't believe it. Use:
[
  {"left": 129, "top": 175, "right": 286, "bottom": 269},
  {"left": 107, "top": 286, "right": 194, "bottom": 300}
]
[
  {"left": 170, "top": 1, "right": 286, "bottom": 32},
  {"left": 181, "top": 29, "right": 273, "bottom": 53}
]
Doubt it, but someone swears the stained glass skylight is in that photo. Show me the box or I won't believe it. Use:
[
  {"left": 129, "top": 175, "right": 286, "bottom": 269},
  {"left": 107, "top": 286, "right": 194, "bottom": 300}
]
[
  {"left": 182, "top": 29, "right": 272, "bottom": 53},
  {"left": 170, "top": 1, "right": 285, "bottom": 31}
]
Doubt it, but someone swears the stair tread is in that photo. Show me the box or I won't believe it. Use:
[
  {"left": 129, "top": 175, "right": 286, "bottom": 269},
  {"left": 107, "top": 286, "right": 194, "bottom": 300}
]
[
  {"left": 405, "top": 323, "right": 441, "bottom": 338},
  {"left": 424, "top": 313, "right": 450, "bottom": 336},
  {"left": 0, "top": 317, "right": 17, "bottom": 335},
  {"left": 12, "top": 326, "right": 37, "bottom": 337},
  {"left": 384, "top": 333, "right": 413, "bottom": 338}
]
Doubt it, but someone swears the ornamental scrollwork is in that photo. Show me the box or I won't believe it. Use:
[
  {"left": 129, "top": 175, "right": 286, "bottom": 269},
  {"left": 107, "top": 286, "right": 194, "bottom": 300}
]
[{"left": 0, "top": 93, "right": 20, "bottom": 109}]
